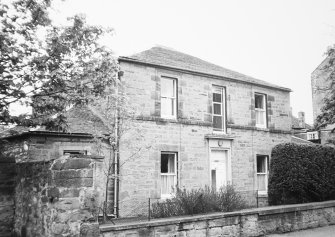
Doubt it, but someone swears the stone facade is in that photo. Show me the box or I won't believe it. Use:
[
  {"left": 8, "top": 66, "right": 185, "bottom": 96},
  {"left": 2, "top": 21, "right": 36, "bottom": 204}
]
[
  {"left": 311, "top": 56, "right": 335, "bottom": 144},
  {"left": 100, "top": 200, "right": 335, "bottom": 237},
  {"left": 117, "top": 47, "right": 293, "bottom": 217},
  {"left": 311, "top": 57, "right": 332, "bottom": 122}
]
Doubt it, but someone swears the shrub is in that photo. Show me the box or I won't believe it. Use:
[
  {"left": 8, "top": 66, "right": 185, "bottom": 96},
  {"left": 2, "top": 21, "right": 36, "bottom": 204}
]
[
  {"left": 268, "top": 143, "right": 335, "bottom": 205},
  {"left": 150, "top": 185, "right": 246, "bottom": 218}
]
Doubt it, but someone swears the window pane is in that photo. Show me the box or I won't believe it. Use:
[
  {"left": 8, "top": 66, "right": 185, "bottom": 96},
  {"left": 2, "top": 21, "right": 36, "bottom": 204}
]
[
  {"left": 161, "top": 154, "right": 168, "bottom": 173},
  {"left": 213, "top": 93, "right": 222, "bottom": 103},
  {"left": 211, "top": 169, "right": 217, "bottom": 191},
  {"left": 255, "top": 94, "right": 264, "bottom": 109},
  {"left": 257, "top": 174, "right": 266, "bottom": 191},
  {"left": 161, "top": 78, "right": 175, "bottom": 97},
  {"left": 161, "top": 98, "right": 172, "bottom": 117},
  {"left": 161, "top": 175, "right": 175, "bottom": 195},
  {"left": 161, "top": 153, "right": 175, "bottom": 173},
  {"left": 256, "top": 110, "right": 265, "bottom": 125},
  {"left": 213, "top": 104, "right": 222, "bottom": 115},
  {"left": 213, "top": 115, "right": 223, "bottom": 129},
  {"left": 257, "top": 156, "right": 266, "bottom": 173}
]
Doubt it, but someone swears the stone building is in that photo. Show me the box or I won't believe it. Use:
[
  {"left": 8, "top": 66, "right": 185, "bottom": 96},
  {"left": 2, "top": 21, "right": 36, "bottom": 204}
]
[
  {"left": 115, "top": 46, "right": 293, "bottom": 215},
  {"left": 0, "top": 130, "right": 106, "bottom": 236},
  {"left": 311, "top": 56, "right": 335, "bottom": 145},
  {"left": 1, "top": 47, "right": 296, "bottom": 231},
  {"left": 311, "top": 56, "right": 332, "bottom": 121},
  {"left": 291, "top": 112, "right": 318, "bottom": 144}
]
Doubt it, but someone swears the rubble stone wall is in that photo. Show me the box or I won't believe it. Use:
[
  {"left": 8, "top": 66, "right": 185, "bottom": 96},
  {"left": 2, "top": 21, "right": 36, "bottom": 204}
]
[
  {"left": 14, "top": 155, "right": 104, "bottom": 237},
  {"left": 0, "top": 158, "right": 16, "bottom": 237}
]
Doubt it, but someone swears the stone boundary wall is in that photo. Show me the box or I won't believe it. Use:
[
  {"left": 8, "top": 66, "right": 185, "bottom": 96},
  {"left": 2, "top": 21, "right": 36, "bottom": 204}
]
[
  {"left": 0, "top": 158, "right": 16, "bottom": 237},
  {"left": 100, "top": 200, "right": 335, "bottom": 237},
  {"left": 14, "top": 155, "right": 104, "bottom": 237}
]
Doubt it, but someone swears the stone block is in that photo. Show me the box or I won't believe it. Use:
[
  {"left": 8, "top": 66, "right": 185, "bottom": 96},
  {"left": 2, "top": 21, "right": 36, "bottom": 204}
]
[
  {"left": 51, "top": 223, "right": 69, "bottom": 235},
  {"left": 53, "top": 178, "right": 93, "bottom": 188},
  {"left": 53, "top": 169, "right": 93, "bottom": 179},
  {"left": 53, "top": 198, "right": 81, "bottom": 211},
  {"left": 52, "top": 158, "right": 92, "bottom": 170},
  {"left": 208, "top": 227, "right": 222, "bottom": 236},
  {"left": 80, "top": 223, "right": 100, "bottom": 237},
  {"left": 47, "top": 187, "right": 60, "bottom": 202},
  {"left": 60, "top": 188, "right": 81, "bottom": 198},
  {"left": 193, "top": 221, "right": 207, "bottom": 230},
  {"left": 55, "top": 210, "right": 91, "bottom": 223}
]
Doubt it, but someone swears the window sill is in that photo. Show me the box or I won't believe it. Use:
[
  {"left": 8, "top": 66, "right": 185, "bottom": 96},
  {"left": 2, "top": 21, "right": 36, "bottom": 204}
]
[
  {"left": 161, "top": 116, "right": 177, "bottom": 120},
  {"left": 257, "top": 191, "right": 268, "bottom": 197},
  {"left": 160, "top": 194, "right": 175, "bottom": 200},
  {"left": 205, "top": 134, "right": 235, "bottom": 140},
  {"left": 255, "top": 126, "right": 269, "bottom": 131}
]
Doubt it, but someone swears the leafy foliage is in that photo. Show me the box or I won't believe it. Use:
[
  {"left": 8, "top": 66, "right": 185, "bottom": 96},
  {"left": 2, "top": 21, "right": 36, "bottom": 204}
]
[
  {"left": 315, "top": 46, "right": 335, "bottom": 129},
  {"left": 0, "top": 0, "right": 118, "bottom": 130},
  {"left": 150, "top": 185, "right": 247, "bottom": 218},
  {"left": 268, "top": 143, "right": 335, "bottom": 205}
]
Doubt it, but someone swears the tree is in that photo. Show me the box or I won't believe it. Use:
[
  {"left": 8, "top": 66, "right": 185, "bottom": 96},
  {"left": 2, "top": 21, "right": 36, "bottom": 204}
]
[
  {"left": 0, "top": 0, "right": 118, "bottom": 130},
  {"left": 89, "top": 79, "right": 152, "bottom": 221},
  {"left": 315, "top": 45, "right": 335, "bottom": 129}
]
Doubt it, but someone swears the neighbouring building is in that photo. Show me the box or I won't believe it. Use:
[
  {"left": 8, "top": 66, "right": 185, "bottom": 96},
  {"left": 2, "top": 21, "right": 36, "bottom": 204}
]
[
  {"left": 311, "top": 56, "right": 332, "bottom": 121},
  {"left": 311, "top": 56, "right": 335, "bottom": 145},
  {"left": 291, "top": 111, "right": 318, "bottom": 144},
  {"left": 0, "top": 129, "right": 107, "bottom": 237}
]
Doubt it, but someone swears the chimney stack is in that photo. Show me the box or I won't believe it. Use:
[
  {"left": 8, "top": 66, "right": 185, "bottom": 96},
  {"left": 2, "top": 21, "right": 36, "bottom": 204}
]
[{"left": 298, "top": 111, "right": 305, "bottom": 128}]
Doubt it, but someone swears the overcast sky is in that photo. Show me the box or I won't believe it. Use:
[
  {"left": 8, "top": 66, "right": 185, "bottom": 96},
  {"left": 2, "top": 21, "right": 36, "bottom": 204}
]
[{"left": 51, "top": 0, "right": 335, "bottom": 124}]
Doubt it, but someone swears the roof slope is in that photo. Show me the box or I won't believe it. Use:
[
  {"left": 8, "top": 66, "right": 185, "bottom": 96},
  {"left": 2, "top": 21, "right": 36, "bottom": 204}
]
[
  {"left": 291, "top": 116, "right": 313, "bottom": 130},
  {"left": 291, "top": 136, "right": 315, "bottom": 145},
  {"left": 119, "top": 46, "right": 291, "bottom": 91}
]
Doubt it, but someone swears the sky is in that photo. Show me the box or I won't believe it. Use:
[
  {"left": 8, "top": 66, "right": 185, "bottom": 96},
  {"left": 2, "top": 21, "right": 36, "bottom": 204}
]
[{"left": 49, "top": 0, "right": 335, "bottom": 124}]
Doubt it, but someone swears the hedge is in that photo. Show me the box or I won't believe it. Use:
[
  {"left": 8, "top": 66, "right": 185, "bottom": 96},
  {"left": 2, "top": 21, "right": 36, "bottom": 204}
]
[
  {"left": 150, "top": 185, "right": 247, "bottom": 218},
  {"left": 268, "top": 143, "right": 335, "bottom": 205}
]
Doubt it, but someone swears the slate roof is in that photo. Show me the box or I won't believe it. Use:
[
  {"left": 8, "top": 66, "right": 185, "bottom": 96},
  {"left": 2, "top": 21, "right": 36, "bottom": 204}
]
[
  {"left": 291, "top": 136, "right": 315, "bottom": 144},
  {"left": 0, "top": 106, "right": 108, "bottom": 139},
  {"left": 291, "top": 116, "right": 313, "bottom": 130},
  {"left": 119, "top": 46, "right": 291, "bottom": 92}
]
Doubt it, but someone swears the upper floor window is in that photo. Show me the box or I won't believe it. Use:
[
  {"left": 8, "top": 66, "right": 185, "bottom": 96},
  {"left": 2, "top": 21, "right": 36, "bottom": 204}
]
[
  {"left": 161, "top": 152, "right": 177, "bottom": 198},
  {"left": 212, "top": 86, "right": 226, "bottom": 132},
  {"left": 255, "top": 93, "right": 267, "bottom": 128},
  {"left": 257, "top": 155, "right": 269, "bottom": 194},
  {"left": 161, "top": 77, "right": 177, "bottom": 119}
]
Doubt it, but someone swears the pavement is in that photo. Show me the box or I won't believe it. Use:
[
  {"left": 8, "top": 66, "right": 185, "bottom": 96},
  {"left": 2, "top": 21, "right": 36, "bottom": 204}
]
[{"left": 267, "top": 225, "right": 335, "bottom": 237}]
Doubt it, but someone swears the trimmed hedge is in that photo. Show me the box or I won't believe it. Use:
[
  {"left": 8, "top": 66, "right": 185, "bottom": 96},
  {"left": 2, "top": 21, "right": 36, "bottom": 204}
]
[{"left": 268, "top": 143, "right": 335, "bottom": 205}]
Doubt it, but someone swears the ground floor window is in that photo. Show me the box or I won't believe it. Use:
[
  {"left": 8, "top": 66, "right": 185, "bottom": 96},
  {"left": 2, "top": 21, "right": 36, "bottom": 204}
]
[
  {"left": 257, "top": 155, "right": 269, "bottom": 194},
  {"left": 161, "top": 152, "right": 177, "bottom": 198}
]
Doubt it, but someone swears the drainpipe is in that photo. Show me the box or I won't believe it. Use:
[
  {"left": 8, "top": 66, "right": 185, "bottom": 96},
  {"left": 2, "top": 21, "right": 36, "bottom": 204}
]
[
  {"left": 114, "top": 71, "right": 123, "bottom": 217},
  {"left": 113, "top": 81, "right": 119, "bottom": 217}
]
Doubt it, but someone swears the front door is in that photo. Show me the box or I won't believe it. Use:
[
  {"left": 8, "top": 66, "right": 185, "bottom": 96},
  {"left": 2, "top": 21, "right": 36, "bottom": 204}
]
[{"left": 210, "top": 150, "right": 228, "bottom": 191}]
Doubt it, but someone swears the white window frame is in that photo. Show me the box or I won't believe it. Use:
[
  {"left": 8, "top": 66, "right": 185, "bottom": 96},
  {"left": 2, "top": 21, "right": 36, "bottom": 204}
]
[
  {"left": 160, "top": 152, "right": 177, "bottom": 199},
  {"left": 255, "top": 93, "right": 267, "bottom": 128},
  {"left": 307, "top": 131, "right": 318, "bottom": 140},
  {"left": 161, "top": 77, "right": 177, "bottom": 119},
  {"left": 256, "top": 155, "right": 269, "bottom": 195},
  {"left": 212, "top": 86, "right": 226, "bottom": 133}
]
